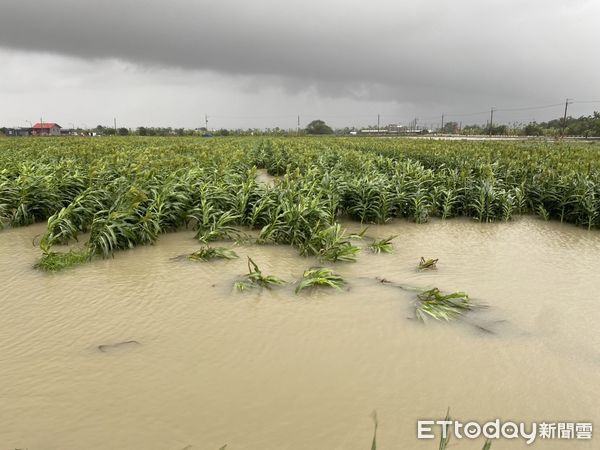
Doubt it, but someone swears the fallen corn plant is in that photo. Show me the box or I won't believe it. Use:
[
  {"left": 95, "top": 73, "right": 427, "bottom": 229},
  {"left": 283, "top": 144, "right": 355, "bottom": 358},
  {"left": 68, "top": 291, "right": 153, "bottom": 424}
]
[
  {"left": 415, "top": 287, "right": 471, "bottom": 322},
  {"left": 234, "top": 257, "right": 286, "bottom": 291},
  {"left": 295, "top": 267, "right": 346, "bottom": 293},
  {"left": 188, "top": 246, "right": 238, "bottom": 261},
  {"left": 368, "top": 235, "right": 397, "bottom": 254}
]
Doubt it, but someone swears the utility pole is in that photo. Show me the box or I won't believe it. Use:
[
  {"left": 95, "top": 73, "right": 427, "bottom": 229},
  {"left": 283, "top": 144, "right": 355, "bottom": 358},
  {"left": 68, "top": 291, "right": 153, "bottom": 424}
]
[
  {"left": 377, "top": 114, "right": 380, "bottom": 132},
  {"left": 561, "top": 98, "right": 572, "bottom": 138},
  {"left": 297, "top": 115, "right": 300, "bottom": 135},
  {"left": 441, "top": 113, "right": 444, "bottom": 133},
  {"left": 489, "top": 108, "right": 495, "bottom": 137},
  {"left": 205, "top": 114, "right": 208, "bottom": 131},
  {"left": 114, "top": 117, "right": 117, "bottom": 133}
]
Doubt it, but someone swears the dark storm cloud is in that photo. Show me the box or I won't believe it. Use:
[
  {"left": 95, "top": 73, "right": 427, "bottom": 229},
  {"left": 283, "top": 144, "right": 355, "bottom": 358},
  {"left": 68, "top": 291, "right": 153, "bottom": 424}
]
[{"left": 1, "top": 0, "right": 598, "bottom": 114}]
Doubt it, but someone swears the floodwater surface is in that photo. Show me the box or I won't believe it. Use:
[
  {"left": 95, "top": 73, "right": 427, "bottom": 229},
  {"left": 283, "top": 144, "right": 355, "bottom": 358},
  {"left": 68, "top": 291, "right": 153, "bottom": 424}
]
[{"left": 1, "top": 217, "right": 599, "bottom": 449}]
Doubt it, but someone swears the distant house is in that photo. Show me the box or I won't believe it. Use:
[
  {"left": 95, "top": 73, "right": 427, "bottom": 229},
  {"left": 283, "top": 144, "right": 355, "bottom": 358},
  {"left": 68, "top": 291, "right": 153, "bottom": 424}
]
[
  {"left": 32, "top": 122, "right": 62, "bottom": 136},
  {"left": 5, "top": 127, "right": 32, "bottom": 137}
]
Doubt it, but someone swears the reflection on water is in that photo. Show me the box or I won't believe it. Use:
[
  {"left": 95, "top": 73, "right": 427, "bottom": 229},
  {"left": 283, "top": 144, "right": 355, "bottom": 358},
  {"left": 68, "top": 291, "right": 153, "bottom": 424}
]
[{"left": 0, "top": 217, "right": 598, "bottom": 449}]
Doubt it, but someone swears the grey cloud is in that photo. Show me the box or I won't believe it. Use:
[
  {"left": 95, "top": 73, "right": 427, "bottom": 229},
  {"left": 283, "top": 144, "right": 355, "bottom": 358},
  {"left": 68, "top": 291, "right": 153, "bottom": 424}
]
[{"left": 0, "top": 0, "right": 598, "bottom": 123}]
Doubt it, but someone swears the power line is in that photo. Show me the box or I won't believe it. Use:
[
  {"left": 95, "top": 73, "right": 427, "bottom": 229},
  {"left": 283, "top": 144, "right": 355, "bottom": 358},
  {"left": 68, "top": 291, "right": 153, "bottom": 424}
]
[{"left": 495, "top": 102, "right": 564, "bottom": 112}]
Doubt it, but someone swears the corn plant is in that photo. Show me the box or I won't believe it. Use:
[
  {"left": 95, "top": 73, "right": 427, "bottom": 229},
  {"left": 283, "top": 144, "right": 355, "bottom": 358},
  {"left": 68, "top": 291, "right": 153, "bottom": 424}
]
[
  {"left": 194, "top": 211, "right": 240, "bottom": 243},
  {"left": 10, "top": 174, "right": 58, "bottom": 226},
  {"left": 410, "top": 189, "right": 431, "bottom": 224},
  {"left": 0, "top": 136, "right": 596, "bottom": 271},
  {"left": 536, "top": 205, "right": 550, "bottom": 221},
  {"left": 440, "top": 188, "right": 460, "bottom": 219}
]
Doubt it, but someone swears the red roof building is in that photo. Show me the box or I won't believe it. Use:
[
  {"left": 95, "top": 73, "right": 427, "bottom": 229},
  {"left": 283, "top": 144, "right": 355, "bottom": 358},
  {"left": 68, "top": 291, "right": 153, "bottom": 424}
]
[{"left": 32, "top": 122, "right": 62, "bottom": 136}]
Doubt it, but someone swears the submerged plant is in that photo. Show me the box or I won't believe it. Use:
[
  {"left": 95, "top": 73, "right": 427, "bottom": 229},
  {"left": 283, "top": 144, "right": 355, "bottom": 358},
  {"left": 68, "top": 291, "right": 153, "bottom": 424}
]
[
  {"left": 418, "top": 257, "right": 438, "bottom": 270},
  {"left": 188, "top": 246, "right": 238, "bottom": 261},
  {"left": 295, "top": 267, "right": 346, "bottom": 293},
  {"left": 368, "top": 235, "right": 397, "bottom": 254},
  {"left": 438, "top": 409, "right": 451, "bottom": 450},
  {"left": 415, "top": 287, "right": 471, "bottom": 322},
  {"left": 234, "top": 257, "right": 286, "bottom": 290},
  {"left": 370, "top": 411, "right": 378, "bottom": 450}
]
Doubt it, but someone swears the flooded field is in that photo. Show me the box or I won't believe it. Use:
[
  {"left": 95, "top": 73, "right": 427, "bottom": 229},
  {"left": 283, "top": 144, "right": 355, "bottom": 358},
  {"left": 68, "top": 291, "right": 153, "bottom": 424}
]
[{"left": 1, "top": 216, "right": 599, "bottom": 449}]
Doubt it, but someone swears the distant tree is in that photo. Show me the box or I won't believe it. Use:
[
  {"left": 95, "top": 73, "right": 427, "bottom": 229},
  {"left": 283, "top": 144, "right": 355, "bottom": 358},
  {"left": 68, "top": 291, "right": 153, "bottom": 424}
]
[
  {"left": 493, "top": 125, "right": 508, "bottom": 135},
  {"left": 524, "top": 123, "right": 543, "bottom": 136},
  {"left": 441, "top": 121, "right": 459, "bottom": 134},
  {"left": 137, "top": 127, "right": 147, "bottom": 136},
  {"left": 117, "top": 127, "right": 129, "bottom": 136},
  {"left": 306, "top": 119, "right": 333, "bottom": 135}
]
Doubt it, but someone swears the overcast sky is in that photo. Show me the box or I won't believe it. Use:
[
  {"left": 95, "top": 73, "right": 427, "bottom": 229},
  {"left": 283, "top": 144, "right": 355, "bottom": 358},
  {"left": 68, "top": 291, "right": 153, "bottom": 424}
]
[{"left": 1, "top": 0, "right": 599, "bottom": 129}]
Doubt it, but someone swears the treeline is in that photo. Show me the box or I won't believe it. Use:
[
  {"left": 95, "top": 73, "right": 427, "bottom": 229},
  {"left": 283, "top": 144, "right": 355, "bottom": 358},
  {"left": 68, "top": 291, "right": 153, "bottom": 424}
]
[
  {"left": 522, "top": 112, "right": 600, "bottom": 137},
  {"left": 443, "top": 111, "right": 600, "bottom": 137},
  {"left": 3, "top": 112, "right": 599, "bottom": 138}
]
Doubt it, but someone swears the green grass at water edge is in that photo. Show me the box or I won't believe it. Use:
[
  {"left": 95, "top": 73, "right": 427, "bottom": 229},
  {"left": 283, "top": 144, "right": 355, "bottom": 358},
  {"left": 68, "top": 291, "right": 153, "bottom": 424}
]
[{"left": 35, "top": 250, "right": 91, "bottom": 271}]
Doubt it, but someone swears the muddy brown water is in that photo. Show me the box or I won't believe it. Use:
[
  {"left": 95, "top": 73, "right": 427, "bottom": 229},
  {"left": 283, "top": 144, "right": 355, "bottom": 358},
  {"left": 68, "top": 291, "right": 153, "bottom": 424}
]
[{"left": 1, "top": 217, "right": 599, "bottom": 449}]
